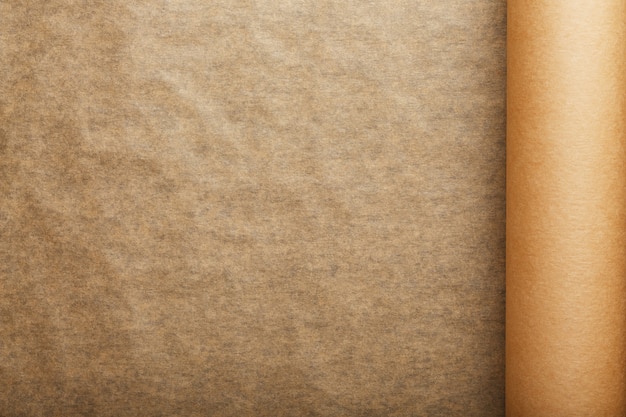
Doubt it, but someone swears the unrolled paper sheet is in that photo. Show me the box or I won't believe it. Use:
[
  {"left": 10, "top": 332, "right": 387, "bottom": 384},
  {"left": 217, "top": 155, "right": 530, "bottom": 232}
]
[{"left": 0, "top": 1, "right": 506, "bottom": 416}]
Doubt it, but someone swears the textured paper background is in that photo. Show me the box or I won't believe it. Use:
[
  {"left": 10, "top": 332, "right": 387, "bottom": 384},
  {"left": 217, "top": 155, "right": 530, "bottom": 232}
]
[{"left": 0, "top": 1, "right": 506, "bottom": 415}]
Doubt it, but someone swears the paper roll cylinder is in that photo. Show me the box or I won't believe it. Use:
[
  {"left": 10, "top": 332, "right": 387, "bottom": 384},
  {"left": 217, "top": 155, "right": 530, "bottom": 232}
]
[{"left": 506, "top": 1, "right": 626, "bottom": 415}]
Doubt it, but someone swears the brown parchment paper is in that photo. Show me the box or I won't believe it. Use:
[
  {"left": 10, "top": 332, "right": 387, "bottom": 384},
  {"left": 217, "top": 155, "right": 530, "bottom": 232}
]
[
  {"left": 1, "top": 1, "right": 506, "bottom": 416},
  {"left": 506, "top": 1, "right": 626, "bottom": 415}
]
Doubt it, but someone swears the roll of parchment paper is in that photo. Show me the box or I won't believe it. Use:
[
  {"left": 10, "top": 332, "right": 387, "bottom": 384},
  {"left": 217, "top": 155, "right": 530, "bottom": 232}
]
[{"left": 507, "top": 1, "right": 626, "bottom": 415}]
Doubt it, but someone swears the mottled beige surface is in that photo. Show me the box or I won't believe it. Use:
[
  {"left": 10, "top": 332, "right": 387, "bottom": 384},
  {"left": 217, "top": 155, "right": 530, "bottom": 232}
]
[{"left": 0, "top": 1, "right": 506, "bottom": 416}]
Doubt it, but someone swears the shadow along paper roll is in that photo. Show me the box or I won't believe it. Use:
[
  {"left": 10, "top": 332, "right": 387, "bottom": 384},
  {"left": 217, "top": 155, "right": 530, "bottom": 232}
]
[{"left": 507, "top": 1, "right": 626, "bottom": 415}]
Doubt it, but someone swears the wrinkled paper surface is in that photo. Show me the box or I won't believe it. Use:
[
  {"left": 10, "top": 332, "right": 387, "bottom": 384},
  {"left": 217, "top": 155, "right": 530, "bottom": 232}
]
[{"left": 1, "top": 1, "right": 506, "bottom": 415}]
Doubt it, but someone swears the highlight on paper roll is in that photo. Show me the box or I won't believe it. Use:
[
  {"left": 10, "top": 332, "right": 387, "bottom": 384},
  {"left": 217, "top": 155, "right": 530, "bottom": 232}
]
[{"left": 506, "top": 0, "right": 626, "bottom": 415}]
